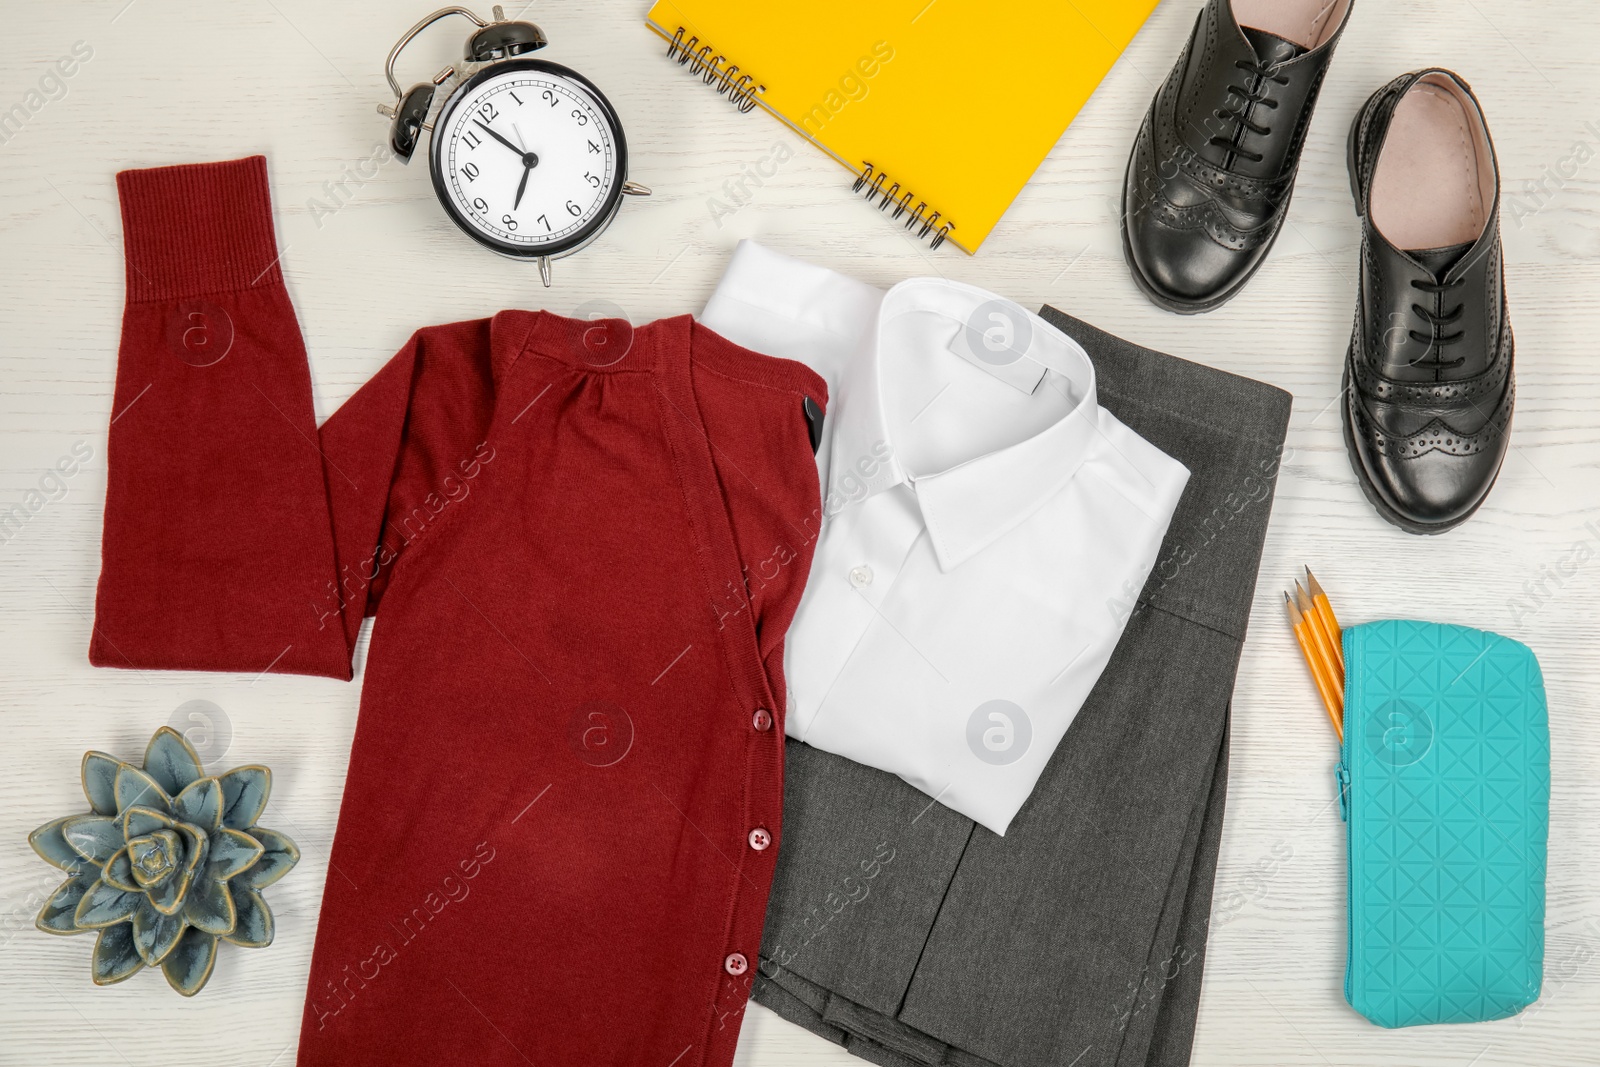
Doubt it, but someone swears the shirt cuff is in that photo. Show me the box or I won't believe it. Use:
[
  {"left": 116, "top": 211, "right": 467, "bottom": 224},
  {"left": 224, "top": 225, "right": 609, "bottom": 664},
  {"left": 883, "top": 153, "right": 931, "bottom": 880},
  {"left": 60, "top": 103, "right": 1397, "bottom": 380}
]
[{"left": 115, "top": 154, "right": 282, "bottom": 303}]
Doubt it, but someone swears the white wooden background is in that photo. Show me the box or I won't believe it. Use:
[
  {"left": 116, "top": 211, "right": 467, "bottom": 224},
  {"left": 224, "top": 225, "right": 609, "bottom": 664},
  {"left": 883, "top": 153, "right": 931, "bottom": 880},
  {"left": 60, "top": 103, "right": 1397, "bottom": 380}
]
[{"left": 2, "top": 1, "right": 1598, "bottom": 1064}]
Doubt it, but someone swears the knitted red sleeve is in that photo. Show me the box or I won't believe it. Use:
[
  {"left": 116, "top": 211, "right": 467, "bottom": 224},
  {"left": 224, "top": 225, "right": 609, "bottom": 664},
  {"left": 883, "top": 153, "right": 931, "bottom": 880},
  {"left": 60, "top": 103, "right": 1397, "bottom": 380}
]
[{"left": 92, "top": 156, "right": 495, "bottom": 680}]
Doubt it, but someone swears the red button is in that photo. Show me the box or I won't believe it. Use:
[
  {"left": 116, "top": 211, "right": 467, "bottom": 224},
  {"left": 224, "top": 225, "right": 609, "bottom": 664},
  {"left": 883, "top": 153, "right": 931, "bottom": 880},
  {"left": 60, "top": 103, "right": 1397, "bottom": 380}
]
[
  {"left": 753, "top": 708, "right": 773, "bottom": 732},
  {"left": 724, "top": 952, "right": 749, "bottom": 976},
  {"left": 748, "top": 827, "right": 771, "bottom": 851}
]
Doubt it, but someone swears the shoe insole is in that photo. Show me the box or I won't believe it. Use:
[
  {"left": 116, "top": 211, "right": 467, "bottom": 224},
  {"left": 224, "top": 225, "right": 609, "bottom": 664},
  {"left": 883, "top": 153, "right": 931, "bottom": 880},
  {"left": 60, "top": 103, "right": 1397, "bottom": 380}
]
[
  {"left": 1370, "top": 78, "right": 1490, "bottom": 251},
  {"left": 1231, "top": 0, "right": 1347, "bottom": 49}
]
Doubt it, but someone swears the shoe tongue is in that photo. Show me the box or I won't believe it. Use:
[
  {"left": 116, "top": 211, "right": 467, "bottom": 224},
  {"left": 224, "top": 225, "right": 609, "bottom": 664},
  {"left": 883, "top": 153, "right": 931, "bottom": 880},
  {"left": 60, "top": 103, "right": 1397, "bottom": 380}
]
[
  {"left": 1241, "top": 26, "right": 1308, "bottom": 66},
  {"left": 1409, "top": 241, "right": 1475, "bottom": 278}
]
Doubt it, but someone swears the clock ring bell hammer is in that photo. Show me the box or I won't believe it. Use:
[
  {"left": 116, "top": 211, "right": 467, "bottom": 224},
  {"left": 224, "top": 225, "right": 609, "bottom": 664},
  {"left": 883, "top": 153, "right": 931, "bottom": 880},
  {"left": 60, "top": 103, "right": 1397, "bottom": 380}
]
[{"left": 377, "top": 5, "right": 651, "bottom": 287}]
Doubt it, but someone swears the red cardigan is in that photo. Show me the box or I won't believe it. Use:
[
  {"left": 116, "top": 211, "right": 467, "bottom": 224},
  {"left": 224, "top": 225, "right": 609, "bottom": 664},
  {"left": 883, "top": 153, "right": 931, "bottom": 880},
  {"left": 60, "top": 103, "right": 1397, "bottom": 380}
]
[{"left": 95, "top": 156, "right": 826, "bottom": 1067}]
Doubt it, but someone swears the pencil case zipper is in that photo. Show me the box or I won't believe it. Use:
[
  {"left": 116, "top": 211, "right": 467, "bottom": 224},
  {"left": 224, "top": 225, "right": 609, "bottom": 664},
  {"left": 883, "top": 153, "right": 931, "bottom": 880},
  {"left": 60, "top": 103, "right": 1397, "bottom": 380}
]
[{"left": 1338, "top": 626, "right": 1354, "bottom": 1004}]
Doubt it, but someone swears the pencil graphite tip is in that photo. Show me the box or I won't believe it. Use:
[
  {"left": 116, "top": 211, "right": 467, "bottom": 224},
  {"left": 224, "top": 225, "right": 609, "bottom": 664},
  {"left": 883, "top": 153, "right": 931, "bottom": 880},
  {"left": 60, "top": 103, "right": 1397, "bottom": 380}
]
[
  {"left": 1306, "top": 567, "right": 1326, "bottom": 599},
  {"left": 1294, "top": 582, "right": 1314, "bottom": 613}
]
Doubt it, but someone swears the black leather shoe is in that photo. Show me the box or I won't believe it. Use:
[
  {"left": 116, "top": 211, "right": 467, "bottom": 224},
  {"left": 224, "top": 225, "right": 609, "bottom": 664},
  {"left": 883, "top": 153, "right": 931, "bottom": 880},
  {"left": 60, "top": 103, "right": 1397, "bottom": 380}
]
[
  {"left": 1123, "top": 0, "right": 1352, "bottom": 313},
  {"left": 1344, "top": 69, "right": 1512, "bottom": 535}
]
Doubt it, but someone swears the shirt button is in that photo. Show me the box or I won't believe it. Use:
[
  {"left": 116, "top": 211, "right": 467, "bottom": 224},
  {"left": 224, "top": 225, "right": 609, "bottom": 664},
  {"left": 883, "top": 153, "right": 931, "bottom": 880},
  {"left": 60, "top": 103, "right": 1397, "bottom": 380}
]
[
  {"left": 748, "top": 827, "right": 772, "bottom": 851},
  {"left": 849, "top": 565, "right": 873, "bottom": 588},
  {"left": 752, "top": 708, "right": 773, "bottom": 732},
  {"left": 724, "top": 952, "right": 749, "bottom": 976}
]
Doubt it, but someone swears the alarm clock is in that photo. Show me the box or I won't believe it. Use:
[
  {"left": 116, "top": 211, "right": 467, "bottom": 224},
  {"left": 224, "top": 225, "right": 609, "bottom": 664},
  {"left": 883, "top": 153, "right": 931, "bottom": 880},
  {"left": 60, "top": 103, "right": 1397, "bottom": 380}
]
[{"left": 378, "top": 5, "right": 650, "bottom": 287}]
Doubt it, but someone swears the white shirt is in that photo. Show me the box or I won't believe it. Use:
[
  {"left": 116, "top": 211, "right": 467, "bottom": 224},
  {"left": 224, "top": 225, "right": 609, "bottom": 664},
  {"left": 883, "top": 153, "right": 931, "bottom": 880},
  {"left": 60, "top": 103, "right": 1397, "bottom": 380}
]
[{"left": 703, "top": 241, "right": 1190, "bottom": 835}]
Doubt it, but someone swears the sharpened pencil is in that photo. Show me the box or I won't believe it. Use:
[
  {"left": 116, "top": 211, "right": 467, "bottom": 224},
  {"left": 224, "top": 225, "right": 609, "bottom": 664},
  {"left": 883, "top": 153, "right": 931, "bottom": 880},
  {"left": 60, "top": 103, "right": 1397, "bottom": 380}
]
[
  {"left": 1304, "top": 567, "right": 1343, "bottom": 675},
  {"left": 1286, "top": 591, "right": 1343, "bottom": 742},
  {"left": 1295, "top": 582, "right": 1345, "bottom": 710}
]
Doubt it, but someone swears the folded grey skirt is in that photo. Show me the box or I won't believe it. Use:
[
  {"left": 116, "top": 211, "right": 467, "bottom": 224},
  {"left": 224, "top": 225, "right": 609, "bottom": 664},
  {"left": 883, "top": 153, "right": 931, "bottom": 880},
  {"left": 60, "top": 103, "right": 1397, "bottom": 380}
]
[{"left": 751, "top": 307, "right": 1294, "bottom": 1067}]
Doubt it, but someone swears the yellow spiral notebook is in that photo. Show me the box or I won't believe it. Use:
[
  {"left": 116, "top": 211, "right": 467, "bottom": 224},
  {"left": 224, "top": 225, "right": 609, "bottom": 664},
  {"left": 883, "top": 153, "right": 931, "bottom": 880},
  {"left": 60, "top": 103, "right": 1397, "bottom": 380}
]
[{"left": 644, "top": 0, "right": 1160, "bottom": 254}]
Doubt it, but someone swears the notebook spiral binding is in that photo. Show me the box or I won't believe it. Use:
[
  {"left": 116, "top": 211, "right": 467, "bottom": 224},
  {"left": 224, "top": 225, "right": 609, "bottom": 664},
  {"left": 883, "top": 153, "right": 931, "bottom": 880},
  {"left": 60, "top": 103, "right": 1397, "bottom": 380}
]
[
  {"left": 665, "top": 28, "right": 765, "bottom": 114},
  {"left": 853, "top": 163, "right": 954, "bottom": 250}
]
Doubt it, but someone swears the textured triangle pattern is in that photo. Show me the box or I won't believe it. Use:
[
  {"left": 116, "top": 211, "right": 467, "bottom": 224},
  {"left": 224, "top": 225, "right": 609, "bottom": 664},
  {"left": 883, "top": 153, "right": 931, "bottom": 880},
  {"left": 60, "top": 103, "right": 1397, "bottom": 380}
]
[{"left": 1342, "top": 620, "right": 1549, "bottom": 1027}]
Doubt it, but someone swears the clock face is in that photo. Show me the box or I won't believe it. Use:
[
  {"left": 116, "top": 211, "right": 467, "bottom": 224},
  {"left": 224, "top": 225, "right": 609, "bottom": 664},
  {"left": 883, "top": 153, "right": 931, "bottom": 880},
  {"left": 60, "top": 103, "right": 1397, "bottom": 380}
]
[{"left": 429, "top": 59, "right": 627, "bottom": 258}]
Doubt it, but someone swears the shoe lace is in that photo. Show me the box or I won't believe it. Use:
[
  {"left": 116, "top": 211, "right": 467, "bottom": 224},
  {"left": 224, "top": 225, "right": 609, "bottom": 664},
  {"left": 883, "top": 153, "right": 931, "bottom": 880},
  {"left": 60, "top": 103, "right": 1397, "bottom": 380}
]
[
  {"left": 1408, "top": 277, "right": 1467, "bottom": 369},
  {"left": 1208, "top": 59, "right": 1290, "bottom": 165}
]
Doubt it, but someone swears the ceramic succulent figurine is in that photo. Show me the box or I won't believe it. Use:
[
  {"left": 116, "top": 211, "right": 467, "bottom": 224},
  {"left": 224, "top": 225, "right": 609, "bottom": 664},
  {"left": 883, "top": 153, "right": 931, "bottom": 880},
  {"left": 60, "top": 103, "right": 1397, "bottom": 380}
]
[{"left": 28, "top": 726, "right": 299, "bottom": 995}]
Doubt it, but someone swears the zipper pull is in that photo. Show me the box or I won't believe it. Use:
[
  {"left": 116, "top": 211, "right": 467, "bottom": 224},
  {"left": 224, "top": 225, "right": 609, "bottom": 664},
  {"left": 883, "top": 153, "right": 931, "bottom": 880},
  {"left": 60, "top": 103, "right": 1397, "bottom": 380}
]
[{"left": 1335, "top": 761, "right": 1350, "bottom": 822}]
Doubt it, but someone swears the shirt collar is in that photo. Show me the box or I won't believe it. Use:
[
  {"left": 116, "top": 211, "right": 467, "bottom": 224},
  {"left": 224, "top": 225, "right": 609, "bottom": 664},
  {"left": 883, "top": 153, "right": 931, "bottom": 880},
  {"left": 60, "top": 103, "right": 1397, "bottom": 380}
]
[{"left": 826, "top": 278, "right": 1103, "bottom": 571}]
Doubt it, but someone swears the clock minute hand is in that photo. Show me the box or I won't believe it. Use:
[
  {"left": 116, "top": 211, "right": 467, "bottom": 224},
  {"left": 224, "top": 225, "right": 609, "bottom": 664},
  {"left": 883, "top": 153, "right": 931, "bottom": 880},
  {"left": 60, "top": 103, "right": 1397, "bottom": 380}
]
[{"left": 472, "top": 118, "right": 523, "bottom": 156}]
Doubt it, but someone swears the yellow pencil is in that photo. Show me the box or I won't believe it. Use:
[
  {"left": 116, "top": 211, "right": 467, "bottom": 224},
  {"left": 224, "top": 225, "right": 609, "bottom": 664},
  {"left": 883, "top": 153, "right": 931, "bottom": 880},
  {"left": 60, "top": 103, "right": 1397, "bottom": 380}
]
[
  {"left": 1295, "top": 582, "right": 1345, "bottom": 709},
  {"left": 1305, "top": 567, "right": 1343, "bottom": 675},
  {"left": 1286, "top": 591, "right": 1343, "bottom": 742}
]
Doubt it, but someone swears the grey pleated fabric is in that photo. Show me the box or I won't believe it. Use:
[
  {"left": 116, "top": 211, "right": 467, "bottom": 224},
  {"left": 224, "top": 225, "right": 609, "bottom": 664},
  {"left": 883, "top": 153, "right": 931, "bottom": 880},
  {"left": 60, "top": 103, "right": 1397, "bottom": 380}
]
[{"left": 752, "top": 307, "right": 1293, "bottom": 1067}]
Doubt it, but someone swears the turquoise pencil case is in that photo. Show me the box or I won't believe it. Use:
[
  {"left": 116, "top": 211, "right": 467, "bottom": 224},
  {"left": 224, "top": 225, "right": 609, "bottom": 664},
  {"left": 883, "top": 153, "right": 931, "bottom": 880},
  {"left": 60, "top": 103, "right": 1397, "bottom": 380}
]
[{"left": 1336, "top": 620, "right": 1550, "bottom": 1027}]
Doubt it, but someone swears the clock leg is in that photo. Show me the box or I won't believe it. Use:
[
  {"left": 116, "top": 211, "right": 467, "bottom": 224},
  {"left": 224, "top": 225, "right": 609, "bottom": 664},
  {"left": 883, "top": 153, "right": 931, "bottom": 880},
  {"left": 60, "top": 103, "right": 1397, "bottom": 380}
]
[{"left": 539, "top": 256, "right": 552, "bottom": 288}]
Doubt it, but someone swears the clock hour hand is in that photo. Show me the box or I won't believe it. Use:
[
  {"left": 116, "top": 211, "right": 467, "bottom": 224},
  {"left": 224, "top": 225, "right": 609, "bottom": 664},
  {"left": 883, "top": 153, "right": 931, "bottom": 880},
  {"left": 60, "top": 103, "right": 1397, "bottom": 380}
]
[
  {"left": 472, "top": 118, "right": 524, "bottom": 157},
  {"left": 514, "top": 159, "right": 532, "bottom": 210}
]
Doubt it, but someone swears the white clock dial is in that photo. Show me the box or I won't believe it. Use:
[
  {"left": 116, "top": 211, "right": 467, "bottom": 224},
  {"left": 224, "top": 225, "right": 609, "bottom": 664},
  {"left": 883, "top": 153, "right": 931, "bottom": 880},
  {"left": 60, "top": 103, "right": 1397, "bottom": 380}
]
[{"left": 437, "top": 66, "right": 621, "bottom": 254}]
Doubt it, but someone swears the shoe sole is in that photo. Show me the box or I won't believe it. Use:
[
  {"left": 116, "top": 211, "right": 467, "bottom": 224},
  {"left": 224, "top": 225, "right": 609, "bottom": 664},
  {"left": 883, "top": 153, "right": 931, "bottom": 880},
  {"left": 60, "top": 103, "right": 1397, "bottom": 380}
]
[
  {"left": 1340, "top": 91, "right": 1497, "bottom": 536},
  {"left": 1118, "top": 149, "right": 1293, "bottom": 316}
]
